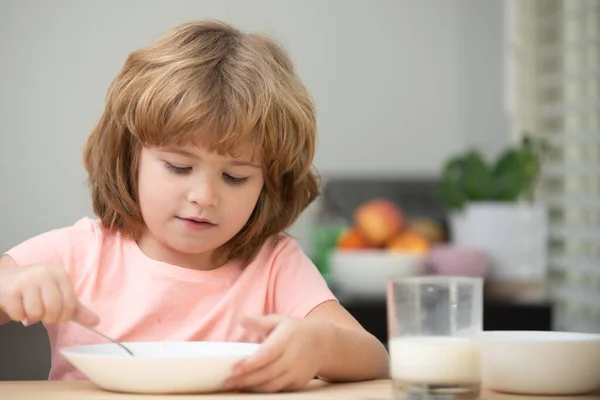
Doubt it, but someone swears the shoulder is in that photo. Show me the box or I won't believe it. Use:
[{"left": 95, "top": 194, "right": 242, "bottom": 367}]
[
  {"left": 66, "top": 216, "right": 106, "bottom": 235},
  {"left": 9, "top": 216, "right": 108, "bottom": 248},
  {"left": 4, "top": 216, "right": 117, "bottom": 267},
  {"left": 254, "top": 234, "right": 308, "bottom": 266},
  {"left": 251, "top": 235, "right": 336, "bottom": 317},
  {"left": 52, "top": 216, "right": 112, "bottom": 248},
  {"left": 249, "top": 233, "right": 322, "bottom": 281}
]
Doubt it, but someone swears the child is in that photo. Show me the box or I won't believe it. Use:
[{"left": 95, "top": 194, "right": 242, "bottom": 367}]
[{"left": 0, "top": 19, "right": 389, "bottom": 392}]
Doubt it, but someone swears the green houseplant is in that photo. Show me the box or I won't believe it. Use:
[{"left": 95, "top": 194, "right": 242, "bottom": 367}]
[
  {"left": 438, "top": 134, "right": 550, "bottom": 211},
  {"left": 437, "top": 134, "right": 551, "bottom": 286}
]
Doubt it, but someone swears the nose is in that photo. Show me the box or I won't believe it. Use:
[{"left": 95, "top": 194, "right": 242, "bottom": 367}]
[{"left": 187, "top": 178, "right": 219, "bottom": 208}]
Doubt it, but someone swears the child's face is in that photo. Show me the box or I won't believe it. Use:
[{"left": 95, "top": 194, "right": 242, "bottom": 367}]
[{"left": 136, "top": 144, "right": 264, "bottom": 265}]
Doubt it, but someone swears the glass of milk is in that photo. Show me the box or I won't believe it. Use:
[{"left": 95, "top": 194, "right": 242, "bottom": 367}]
[{"left": 387, "top": 276, "right": 483, "bottom": 399}]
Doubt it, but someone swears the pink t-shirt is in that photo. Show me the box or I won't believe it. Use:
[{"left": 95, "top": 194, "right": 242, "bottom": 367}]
[{"left": 5, "top": 217, "right": 336, "bottom": 381}]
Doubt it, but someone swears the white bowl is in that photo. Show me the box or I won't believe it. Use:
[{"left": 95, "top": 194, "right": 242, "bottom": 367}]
[
  {"left": 481, "top": 331, "right": 600, "bottom": 395},
  {"left": 329, "top": 250, "right": 427, "bottom": 300},
  {"left": 60, "top": 341, "right": 260, "bottom": 394}
]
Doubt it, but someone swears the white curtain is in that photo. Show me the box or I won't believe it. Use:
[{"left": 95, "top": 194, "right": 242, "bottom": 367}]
[{"left": 508, "top": 0, "right": 600, "bottom": 332}]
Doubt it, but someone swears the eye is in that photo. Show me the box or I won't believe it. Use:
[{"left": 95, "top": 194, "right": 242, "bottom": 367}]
[
  {"left": 223, "top": 173, "right": 248, "bottom": 185},
  {"left": 164, "top": 162, "right": 192, "bottom": 175}
]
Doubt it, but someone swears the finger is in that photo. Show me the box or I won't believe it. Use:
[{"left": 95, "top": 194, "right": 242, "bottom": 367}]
[
  {"left": 22, "top": 286, "right": 44, "bottom": 322},
  {"left": 57, "top": 276, "right": 77, "bottom": 322},
  {"left": 233, "top": 334, "right": 286, "bottom": 375},
  {"left": 73, "top": 302, "right": 100, "bottom": 327},
  {"left": 246, "top": 371, "right": 293, "bottom": 393},
  {"left": 4, "top": 291, "right": 25, "bottom": 322},
  {"left": 40, "top": 283, "right": 63, "bottom": 324},
  {"left": 228, "top": 352, "right": 290, "bottom": 389}
]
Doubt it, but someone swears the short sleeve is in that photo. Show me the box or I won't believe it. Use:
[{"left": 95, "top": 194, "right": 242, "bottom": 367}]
[
  {"left": 269, "top": 237, "right": 337, "bottom": 318},
  {"left": 3, "top": 217, "right": 99, "bottom": 279}
]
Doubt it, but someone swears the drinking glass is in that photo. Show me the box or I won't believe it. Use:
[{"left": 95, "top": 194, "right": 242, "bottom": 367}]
[{"left": 387, "top": 276, "right": 483, "bottom": 399}]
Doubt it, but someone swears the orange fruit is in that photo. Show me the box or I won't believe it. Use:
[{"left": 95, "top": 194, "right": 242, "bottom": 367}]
[
  {"left": 337, "top": 228, "right": 370, "bottom": 250},
  {"left": 387, "top": 230, "right": 430, "bottom": 253}
]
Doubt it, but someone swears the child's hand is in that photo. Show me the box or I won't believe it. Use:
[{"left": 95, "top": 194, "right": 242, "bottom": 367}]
[
  {"left": 225, "top": 315, "right": 331, "bottom": 393},
  {"left": 0, "top": 264, "right": 99, "bottom": 326}
]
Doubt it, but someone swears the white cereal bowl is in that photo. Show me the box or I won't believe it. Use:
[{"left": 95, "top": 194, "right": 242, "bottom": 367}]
[
  {"left": 481, "top": 331, "right": 600, "bottom": 395},
  {"left": 60, "top": 341, "right": 260, "bottom": 394},
  {"left": 329, "top": 250, "right": 427, "bottom": 300}
]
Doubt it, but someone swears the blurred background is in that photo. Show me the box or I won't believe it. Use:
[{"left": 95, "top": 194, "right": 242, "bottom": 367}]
[{"left": 0, "top": 0, "right": 599, "bottom": 379}]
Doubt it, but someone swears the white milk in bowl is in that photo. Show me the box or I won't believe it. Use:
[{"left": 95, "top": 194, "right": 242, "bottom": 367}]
[{"left": 389, "top": 336, "right": 481, "bottom": 398}]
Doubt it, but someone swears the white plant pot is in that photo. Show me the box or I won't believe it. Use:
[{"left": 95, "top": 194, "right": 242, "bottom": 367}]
[{"left": 449, "top": 202, "right": 548, "bottom": 282}]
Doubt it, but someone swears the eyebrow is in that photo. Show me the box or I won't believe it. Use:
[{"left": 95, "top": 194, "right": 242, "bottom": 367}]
[
  {"left": 229, "top": 160, "right": 262, "bottom": 168},
  {"left": 163, "top": 148, "right": 261, "bottom": 169}
]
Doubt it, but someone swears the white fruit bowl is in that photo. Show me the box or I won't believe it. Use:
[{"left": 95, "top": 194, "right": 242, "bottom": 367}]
[
  {"left": 329, "top": 250, "right": 428, "bottom": 300},
  {"left": 481, "top": 331, "right": 600, "bottom": 395},
  {"left": 60, "top": 341, "right": 260, "bottom": 394}
]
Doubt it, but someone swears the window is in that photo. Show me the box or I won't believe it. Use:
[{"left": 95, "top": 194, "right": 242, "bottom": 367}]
[{"left": 508, "top": 0, "right": 600, "bottom": 332}]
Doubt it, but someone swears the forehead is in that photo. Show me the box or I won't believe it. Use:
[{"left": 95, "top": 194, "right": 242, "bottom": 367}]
[{"left": 162, "top": 139, "right": 262, "bottom": 164}]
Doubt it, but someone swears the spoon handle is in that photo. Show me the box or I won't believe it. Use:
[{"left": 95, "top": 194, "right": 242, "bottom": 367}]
[{"left": 72, "top": 320, "right": 135, "bottom": 356}]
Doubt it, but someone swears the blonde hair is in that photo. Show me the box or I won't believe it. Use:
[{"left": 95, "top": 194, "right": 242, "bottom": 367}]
[{"left": 83, "top": 19, "right": 319, "bottom": 263}]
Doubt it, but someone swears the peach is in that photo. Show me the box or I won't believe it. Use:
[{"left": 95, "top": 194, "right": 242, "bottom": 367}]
[
  {"left": 387, "top": 230, "right": 430, "bottom": 253},
  {"left": 354, "top": 199, "right": 403, "bottom": 247},
  {"left": 337, "top": 228, "right": 370, "bottom": 250}
]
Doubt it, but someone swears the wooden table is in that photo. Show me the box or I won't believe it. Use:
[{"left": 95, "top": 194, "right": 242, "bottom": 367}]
[{"left": 1, "top": 380, "right": 599, "bottom": 400}]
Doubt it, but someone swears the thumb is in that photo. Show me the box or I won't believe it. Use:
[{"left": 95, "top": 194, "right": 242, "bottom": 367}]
[
  {"left": 73, "top": 302, "right": 100, "bottom": 327},
  {"left": 241, "top": 315, "right": 286, "bottom": 338}
]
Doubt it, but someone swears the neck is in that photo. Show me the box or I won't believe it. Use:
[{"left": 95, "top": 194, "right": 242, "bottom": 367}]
[{"left": 136, "top": 231, "right": 221, "bottom": 271}]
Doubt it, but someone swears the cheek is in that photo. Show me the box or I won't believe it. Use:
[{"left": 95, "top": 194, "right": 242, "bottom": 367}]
[
  {"left": 228, "top": 184, "right": 263, "bottom": 219},
  {"left": 138, "top": 162, "right": 177, "bottom": 209}
]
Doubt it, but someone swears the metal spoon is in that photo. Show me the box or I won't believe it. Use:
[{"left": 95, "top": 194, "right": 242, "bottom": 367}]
[{"left": 72, "top": 320, "right": 135, "bottom": 356}]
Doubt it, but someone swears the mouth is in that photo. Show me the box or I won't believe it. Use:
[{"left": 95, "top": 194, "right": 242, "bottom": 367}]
[{"left": 177, "top": 216, "right": 217, "bottom": 229}]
